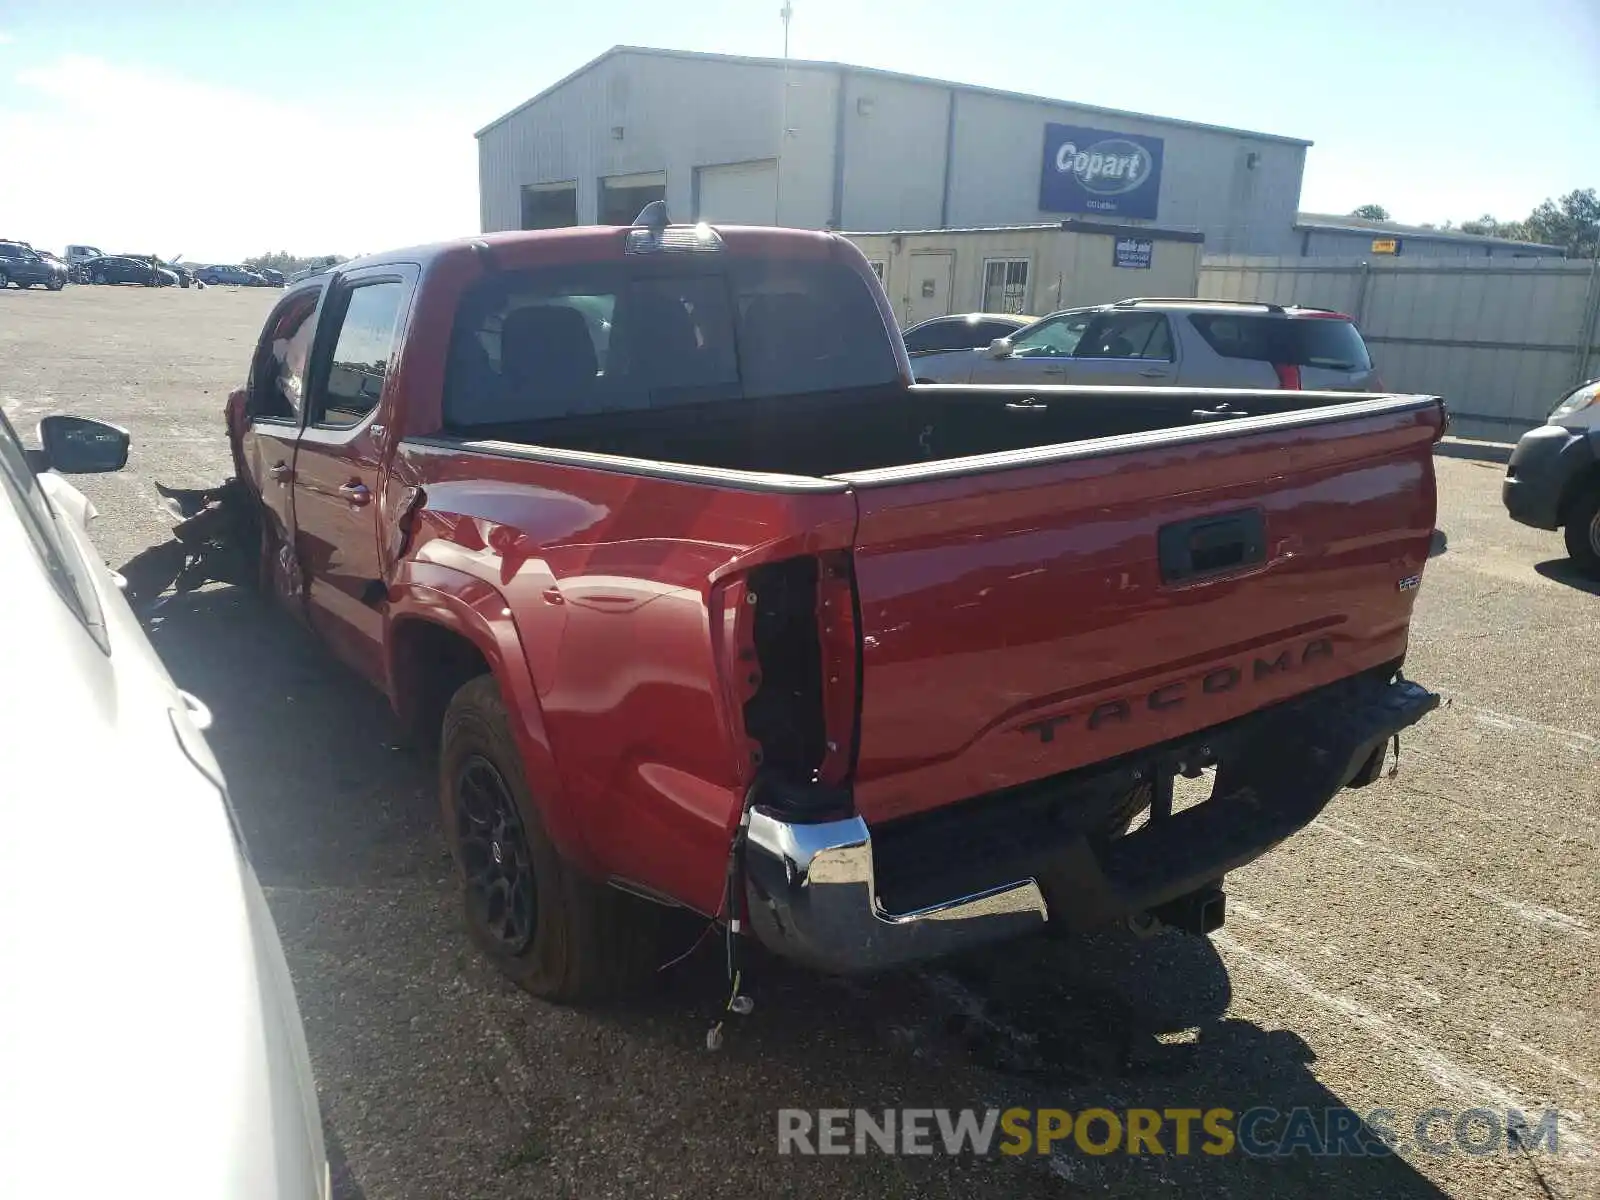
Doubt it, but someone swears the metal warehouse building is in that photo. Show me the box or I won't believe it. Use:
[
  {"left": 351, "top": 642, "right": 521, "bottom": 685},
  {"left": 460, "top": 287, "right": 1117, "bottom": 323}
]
[
  {"left": 1293, "top": 212, "right": 1564, "bottom": 260},
  {"left": 476, "top": 46, "right": 1311, "bottom": 256}
]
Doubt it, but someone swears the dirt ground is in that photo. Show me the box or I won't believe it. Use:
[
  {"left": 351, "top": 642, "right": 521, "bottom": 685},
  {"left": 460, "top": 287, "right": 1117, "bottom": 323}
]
[{"left": 2, "top": 283, "right": 1595, "bottom": 1199}]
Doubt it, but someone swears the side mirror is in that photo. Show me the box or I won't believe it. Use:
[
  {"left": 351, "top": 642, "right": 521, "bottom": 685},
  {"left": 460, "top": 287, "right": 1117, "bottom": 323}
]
[
  {"left": 985, "top": 337, "right": 1014, "bottom": 359},
  {"left": 37, "top": 415, "right": 130, "bottom": 474}
]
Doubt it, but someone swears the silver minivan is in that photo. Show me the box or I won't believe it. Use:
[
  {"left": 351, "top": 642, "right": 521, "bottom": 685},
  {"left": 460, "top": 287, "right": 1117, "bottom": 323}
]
[{"left": 913, "top": 298, "right": 1382, "bottom": 392}]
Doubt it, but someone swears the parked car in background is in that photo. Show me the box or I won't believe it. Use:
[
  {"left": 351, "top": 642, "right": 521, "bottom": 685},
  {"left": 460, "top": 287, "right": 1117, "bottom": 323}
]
[
  {"left": 0, "top": 409, "right": 329, "bottom": 1200},
  {"left": 914, "top": 298, "right": 1382, "bottom": 391},
  {"left": 83, "top": 256, "right": 178, "bottom": 287},
  {"left": 197, "top": 264, "right": 267, "bottom": 287},
  {"left": 1503, "top": 378, "right": 1600, "bottom": 577},
  {"left": 157, "top": 259, "right": 194, "bottom": 288},
  {"left": 253, "top": 267, "right": 286, "bottom": 287},
  {"left": 64, "top": 243, "right": 106, "bottom": 266},
  {"left": 0, "top": 241, "right": 69, "bottom": 290},
  {"left": 903, "top": 312, "right": 1033, "bottom": 356}
]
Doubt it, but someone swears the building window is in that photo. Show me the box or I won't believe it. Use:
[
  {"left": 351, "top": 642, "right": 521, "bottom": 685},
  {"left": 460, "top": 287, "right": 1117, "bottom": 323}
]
[
  {"left": 600, "top": 172, "right": 667, "bottom": 226},
  {"left": 982, "top": 259, "right": 1030, "bottom": 313},
  {"left": 867, "top": 261, "right": 886, "bottom": 282},
  {"left": 521, "top": 183, "right": 577, "bottom": 230}
]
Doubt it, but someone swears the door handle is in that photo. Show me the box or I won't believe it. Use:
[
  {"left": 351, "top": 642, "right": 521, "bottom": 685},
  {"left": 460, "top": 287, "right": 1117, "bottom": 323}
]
[
  {"left": 1041, "top": 366, "right": 1066, "bottom": 375},
  {"left": 268, "top": 461, "right": 291, "bottom": 485},
  {"left": 338, "top": 482, "right": 372, "bottom": 507},
  {"left": 1138, "top": 368, "right": 1170, "bottom": 378}
]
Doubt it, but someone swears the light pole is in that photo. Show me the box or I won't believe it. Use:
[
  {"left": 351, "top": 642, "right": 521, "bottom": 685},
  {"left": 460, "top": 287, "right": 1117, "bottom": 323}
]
[{"left": 775, "top": 2, "right": 793, "bottom": 225}]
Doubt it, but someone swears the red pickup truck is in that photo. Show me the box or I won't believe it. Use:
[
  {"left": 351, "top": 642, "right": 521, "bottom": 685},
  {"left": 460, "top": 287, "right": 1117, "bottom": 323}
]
[{"left": 218, "top": 211, "right": 1441, "bottom": 1001}]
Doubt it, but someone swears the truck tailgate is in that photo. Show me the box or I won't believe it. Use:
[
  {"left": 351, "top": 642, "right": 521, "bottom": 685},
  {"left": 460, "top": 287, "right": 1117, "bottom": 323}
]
[{"left": 837, "top": 395, "right": 1443, "bottom": 825}]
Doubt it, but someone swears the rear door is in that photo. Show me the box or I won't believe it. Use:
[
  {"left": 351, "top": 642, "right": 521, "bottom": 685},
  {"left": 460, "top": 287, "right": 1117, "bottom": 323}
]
[
  {"left": 839, "top": 395, "right": 1443, "bottom": 825},
  {"left": 238, "top": 284, "right": 324, "bottom": 603},
  {"left": 291, "top": 265, "right": 415, "bottom": 684},
  {"left": 1059, "top": 310, "right": 1179, "bottom": 385}
]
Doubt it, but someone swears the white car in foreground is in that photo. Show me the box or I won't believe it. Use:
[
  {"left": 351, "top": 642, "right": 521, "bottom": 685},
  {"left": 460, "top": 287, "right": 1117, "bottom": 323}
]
[{"left": 0, "top": 410, "right": 328, "bottom": 1199}]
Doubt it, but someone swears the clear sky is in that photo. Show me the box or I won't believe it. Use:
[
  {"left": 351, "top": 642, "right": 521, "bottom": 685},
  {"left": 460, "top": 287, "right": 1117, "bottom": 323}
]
[{"left": 1, "top": 0, "right": 1595, "bottom": 262}]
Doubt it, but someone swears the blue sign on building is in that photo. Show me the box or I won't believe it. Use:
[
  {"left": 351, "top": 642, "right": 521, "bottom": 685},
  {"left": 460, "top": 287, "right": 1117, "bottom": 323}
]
[
  {"left": 1114, "top": 237, "right": 1154, "bottom": 269},
  {"left": 1040, "top": 123, "right": 1164, "bottom": 220}
]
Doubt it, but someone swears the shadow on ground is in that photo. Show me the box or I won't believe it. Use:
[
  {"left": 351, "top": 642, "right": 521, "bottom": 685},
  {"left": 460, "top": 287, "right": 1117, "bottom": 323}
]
[
  {"left": 1534, "top": 557, "right": 1600, "bottom": 595},
  {"left": 145, "top": 582, "right": 1451, "bottom": 1200}
]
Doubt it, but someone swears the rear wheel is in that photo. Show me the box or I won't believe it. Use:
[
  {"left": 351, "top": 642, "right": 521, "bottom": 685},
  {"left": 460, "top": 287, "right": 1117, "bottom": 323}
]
[
  {"left": 439, "top": 674, "right": 670, "bottom": 1002},
  {"left": 1562, "top": 484, "right": 1600, "bottom": 579},
  {"left": 93, "top": 271, "right": 108, "bottom": 285}
]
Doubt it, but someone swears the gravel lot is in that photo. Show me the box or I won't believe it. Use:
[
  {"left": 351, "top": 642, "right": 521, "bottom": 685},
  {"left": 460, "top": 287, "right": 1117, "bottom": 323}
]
[{"left": 3, "top": 283, "right": 1595, "bottom": 1200}]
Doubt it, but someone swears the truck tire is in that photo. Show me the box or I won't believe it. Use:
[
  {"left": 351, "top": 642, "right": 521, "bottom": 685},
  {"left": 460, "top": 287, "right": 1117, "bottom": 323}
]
[
  {"left": 439, "top": 674, "right": 669, "bottom": 1002},
  {"left": 1562, "top": 484, "right": 1600, "bottom": 579}
]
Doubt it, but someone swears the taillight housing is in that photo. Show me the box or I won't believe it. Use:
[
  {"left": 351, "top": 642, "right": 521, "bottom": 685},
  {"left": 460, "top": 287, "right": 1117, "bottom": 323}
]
[
  {"left": 716, "top": 553, "right": 860, "bottom": 793},
  {"left": 1273, "top": 362, "right": 1302, "bottom": 389},
  {"left": 813, "top": 551, "right": 859, "bottom": 786}
]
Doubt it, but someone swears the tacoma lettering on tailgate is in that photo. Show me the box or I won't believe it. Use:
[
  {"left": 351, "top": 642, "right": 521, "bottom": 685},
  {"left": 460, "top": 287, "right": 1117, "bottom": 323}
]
[{"left": 1017, "top": 637, "right": 1334, "bottom": 745}]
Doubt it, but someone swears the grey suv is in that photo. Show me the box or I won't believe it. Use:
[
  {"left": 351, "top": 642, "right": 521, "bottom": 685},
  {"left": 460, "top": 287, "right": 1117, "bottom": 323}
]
[{"left": 913, "top": 298, "right": 1382, "bottom": 392}]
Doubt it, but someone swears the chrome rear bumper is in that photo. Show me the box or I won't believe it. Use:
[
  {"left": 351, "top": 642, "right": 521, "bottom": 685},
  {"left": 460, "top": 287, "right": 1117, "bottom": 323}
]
[{"left": 741, "top": 808, "right": 1049, "bottom": 973}]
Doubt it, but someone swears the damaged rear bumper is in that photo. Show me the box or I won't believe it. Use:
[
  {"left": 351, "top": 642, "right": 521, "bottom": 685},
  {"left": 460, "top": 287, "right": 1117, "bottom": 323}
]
[{"left": 743, "top": 671, "right": 1439, "bottom": 974}]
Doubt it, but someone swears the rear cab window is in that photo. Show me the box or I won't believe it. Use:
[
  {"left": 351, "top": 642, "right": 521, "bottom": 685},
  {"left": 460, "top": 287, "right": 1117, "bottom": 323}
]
[
  {"left": 441, "top": 256, "right": 898, "bottom": 430},
  {"left": 1189, "top": 313, "right": 1372, "bottom": 370}
]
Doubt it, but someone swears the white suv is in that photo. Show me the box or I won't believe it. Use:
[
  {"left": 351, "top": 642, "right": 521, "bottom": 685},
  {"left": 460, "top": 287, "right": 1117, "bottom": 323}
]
[{"left": 913, "top": 298, "right": 1383, "bottom": 392}]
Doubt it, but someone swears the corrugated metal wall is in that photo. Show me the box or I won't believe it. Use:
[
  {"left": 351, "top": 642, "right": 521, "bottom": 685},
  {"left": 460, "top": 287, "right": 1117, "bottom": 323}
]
[
  {"left": 1200, "top": 256, "right": 1600, "bottom": 438},
  {"left": 1299, "top": 227, "right": 1553, "bottom": 260}
]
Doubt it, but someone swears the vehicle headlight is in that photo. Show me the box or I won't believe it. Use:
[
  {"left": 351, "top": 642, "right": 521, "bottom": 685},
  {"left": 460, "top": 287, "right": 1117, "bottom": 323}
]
[{"left": 1550, "top": 382, "right": 1598, "bottom": 420}]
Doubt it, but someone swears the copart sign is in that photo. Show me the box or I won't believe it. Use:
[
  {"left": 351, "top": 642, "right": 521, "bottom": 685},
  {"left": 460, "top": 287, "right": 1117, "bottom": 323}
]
[{"left": 1040, "top": 123, "right": 1164, "bottom": 220}]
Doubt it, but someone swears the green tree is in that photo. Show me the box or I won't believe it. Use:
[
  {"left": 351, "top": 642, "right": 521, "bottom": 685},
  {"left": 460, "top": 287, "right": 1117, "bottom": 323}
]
[
  {"left": 1456, "top": 190, "right": 1597, "bottom": 256},
  {"left": 1349, "top": 204, "right": 1391, "bottom": 221},
  {"left": 1523, "top": 189, "right": 1600, "bottom": 258}
]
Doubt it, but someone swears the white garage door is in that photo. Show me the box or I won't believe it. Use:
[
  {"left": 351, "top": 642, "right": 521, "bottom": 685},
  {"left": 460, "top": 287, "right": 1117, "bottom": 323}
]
[{"left": 696, "top": 160, "right": 778, "bottom": 226}]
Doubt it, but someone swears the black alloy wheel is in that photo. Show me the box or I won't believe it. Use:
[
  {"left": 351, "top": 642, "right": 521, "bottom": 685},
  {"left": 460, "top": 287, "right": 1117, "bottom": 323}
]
[{"left": 454, "top": 753, "right": 538, "bottom": 954}]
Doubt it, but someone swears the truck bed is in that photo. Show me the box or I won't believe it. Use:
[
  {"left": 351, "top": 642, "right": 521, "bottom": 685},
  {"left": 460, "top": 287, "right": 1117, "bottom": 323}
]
[{"left": 438, "top": 382, "right": 1376, "bottom": 478}]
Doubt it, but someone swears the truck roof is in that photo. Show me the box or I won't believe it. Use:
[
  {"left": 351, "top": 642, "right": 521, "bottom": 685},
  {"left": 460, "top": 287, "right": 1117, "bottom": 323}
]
[{"left": 337, "top": 224, "right": 844, "bottom": 275}]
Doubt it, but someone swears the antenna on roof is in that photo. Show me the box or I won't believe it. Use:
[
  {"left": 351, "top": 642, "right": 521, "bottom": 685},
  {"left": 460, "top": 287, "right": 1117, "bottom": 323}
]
[
  {"left": 634, "top": 200, "right": 670, "bottom": 229},
  {"left": 780, "top": 1, "right": 793, "bottom": 58}
]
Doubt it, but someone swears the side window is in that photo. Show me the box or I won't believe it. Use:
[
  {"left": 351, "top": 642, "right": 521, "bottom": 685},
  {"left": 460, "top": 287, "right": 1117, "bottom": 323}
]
[
  {"left": 1077, "top": 313, "right": 1173, "bottom": 360},
  {"left": 249, "top": 291, "right": 321, "bottom": 422},
  {"left": 904, "top": 322, "right": 948, "bottom": 354},
  {"left": 1013, "top": 313, "right": 1091, "bottom": 358},
  {"left": 315, "top": 281, "right": 405, "bottom": 428}
]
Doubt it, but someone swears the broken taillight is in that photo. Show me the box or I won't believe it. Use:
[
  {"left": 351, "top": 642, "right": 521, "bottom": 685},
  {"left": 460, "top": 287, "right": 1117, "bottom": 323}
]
[
  {"left": 813, "top": 551, "right": 860, "bottom": 786},
  {"left": 715, "top": 553, "right": 861, "bottom": 790}
]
